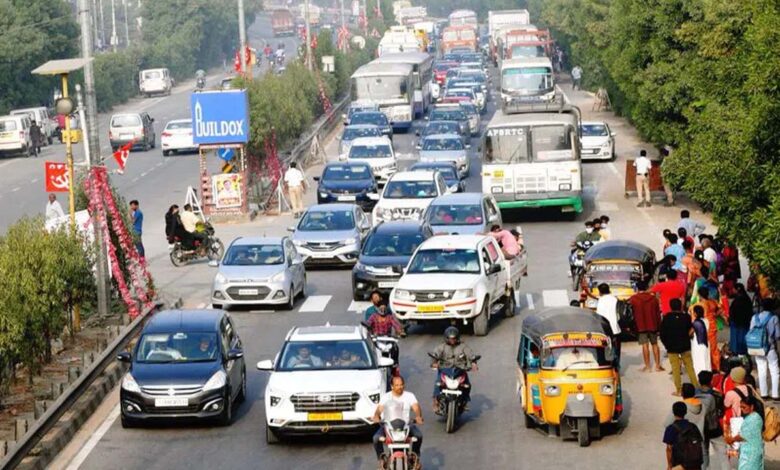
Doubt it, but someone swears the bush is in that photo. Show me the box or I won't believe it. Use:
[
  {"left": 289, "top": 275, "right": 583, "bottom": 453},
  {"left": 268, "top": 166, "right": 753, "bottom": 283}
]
[{"left": 93, "top": 49, "right": 142, "bottom": 112}]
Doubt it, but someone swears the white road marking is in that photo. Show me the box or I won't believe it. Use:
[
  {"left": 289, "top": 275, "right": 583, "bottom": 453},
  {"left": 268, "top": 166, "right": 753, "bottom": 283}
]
[
  {"left": 155, "top": 162, "right": 163, "bottom": 168},
  {"left": 11, "top": 187, "right": 20, "bottom": 192},
  {"left": 542, "top": 289, "right": 570, "bottom": 307},
  {"left": 596, "top": 201, "right": 619, "bottom": 212},
  {"left": 526, "top": 293, "right": 535, "bottom": 310},
  {"left": 65, "top": 405, "right": 120, "bottom": 470},
  {"left": 139, "top": 171, "right": 149, "bottom": 178},
  {"left": 298, "top": 295, "right": 332, "bottom": 312},
  {"left": 608, "top": 161, "right": 621, "bottom": 178},
  {"left": 348, "top": 300, "right": 371, "bottom": 313}
]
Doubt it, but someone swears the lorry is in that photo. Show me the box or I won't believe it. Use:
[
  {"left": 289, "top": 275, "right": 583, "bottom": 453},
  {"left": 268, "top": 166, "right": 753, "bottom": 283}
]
[
  {"left": 440, "top": 25, "right": 478, "bottom": 54},
  {"left": 390, "top": 234, "right": 527, "bottom": 336},
  {"left": 448, "top": 9, "right": 478, "bottom": 28},
  {"left": 297, "top": 2, "right": 320, "bottom": 27},
  {"left": 398, "top": 6, "right": 427, "bottom": 26},
  {"left": 378, "top": 26, "right": 423, "bottom": 55},
  {"left": 504, "top": 28, "right": 553, "bottom": 61},
  {"left": 488, "top": 9, "right": 530, "bottom": 64},
  {"left": 271, "top": 9, "right": 295, "bottom": 36}
]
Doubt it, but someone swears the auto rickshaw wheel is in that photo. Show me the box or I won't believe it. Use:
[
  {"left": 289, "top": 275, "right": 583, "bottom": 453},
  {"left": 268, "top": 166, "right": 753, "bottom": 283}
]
[
  {"left": 523, "top": 412, "right": 534, "bottom": 429},
  {"left": 577, "top": 418, "right": 591, "bottom": 447}
]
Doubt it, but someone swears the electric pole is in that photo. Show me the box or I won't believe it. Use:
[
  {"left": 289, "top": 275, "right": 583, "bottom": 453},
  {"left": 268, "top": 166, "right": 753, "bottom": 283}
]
[
  {"left": 339, "top": 0, "right": 346, "bottom": 52},
  {"left": 78, "top": 0, "right": 111, "bottom": 318},
  {"left": 98, "top": 0, "right": 106, "bottom": 50},
  {"left": 123, "top": 0, "right": 130, "bottom": 46},
  {"left": 238, "top": 0, "right": 251, "bottom": 78},
  {"left": 110, "top": 0, "right": 118, "bottom": 51},
  {"left": 304, "top": 0, "right": 312, "bottom": 71}
]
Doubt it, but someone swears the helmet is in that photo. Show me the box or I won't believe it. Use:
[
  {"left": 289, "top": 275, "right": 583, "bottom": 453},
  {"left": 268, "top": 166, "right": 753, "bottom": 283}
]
[{"left": 444, "top": 326, "right": 460, "bottom": 342}]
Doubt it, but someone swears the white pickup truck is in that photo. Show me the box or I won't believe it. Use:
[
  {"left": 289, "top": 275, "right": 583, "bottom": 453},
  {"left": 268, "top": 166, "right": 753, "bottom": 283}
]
[{"left": 389, "top": 234, "right": 527, "bottom": 336}]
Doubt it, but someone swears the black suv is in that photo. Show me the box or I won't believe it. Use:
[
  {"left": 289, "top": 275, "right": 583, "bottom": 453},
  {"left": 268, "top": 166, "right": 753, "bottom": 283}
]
[{"left": 118, "top": 309, "right": 246, "bottom": 427}]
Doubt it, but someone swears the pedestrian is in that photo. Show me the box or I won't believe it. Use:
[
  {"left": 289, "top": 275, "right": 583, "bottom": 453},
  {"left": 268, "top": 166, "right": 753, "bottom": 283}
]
[
  {"left": 729, "top": 284, "right": 753, "bottom": 356},
  {"left": 696, "top": 370, "right": 727, "bottom": 470},
  {"left": 724, "top": 392, "right": 765, "bottom": 470},
  {"left": 663, "top": 401, "right": 705, "bottom": 470},
  {"left": 29, "top": 120, "right": 44, "bottom": 156},
  {"left": 596, "top": 283, "right": 621, "bottom": 367},
  {"left": 129, "top": 199, "right": 145, "bottom": 260},
  {"left": 570, "top": 65, "right": 582, "bottom": 90},
  {"left": 691, "top": 305, "right": 711, "bottom": 377},
  {"left": 660, "top": 147, "right": 675, "bottom": 207},
  {"left": 651, "top": 270, "right": 687, "bottom": 315},
  {"left": 599, "top": 215, "right": 611, "bottom": 241},
  {"left": 164, "top": 204, "right": 179, "bottom": 245},
  {"left": 719, "top": 240, "right": 741, "bottom": 298},
  {"left": 45, "top": 193, "right": 65, "bottom": 221},
  {"left": 628, "top": 280, "right": 664, "bottom": 372},
  {"left": 665, "top": 233, "right": 687, "bottom": 273},
  {"left": 665, "top": 383, "right": 709, "bottom": 457},
  {"left": 663, "top": 229, "right": 674, "bottom": 251},
  {"left": 678, "top": 210, "right": 706, "bottom": 239},
  {"left": 749, "top": 298, "right": 780, "bottom": 400},
  {"left": 284, "top": 162, "right": 306, "bottom": 218},
  {"left": 660, "top": 298, "right": 701, "bottom": 395},
  {"left": 634, "top": 149, "right": 652, "bottom": 207},
  {"left": 724, "top": 367, "right": 750, "bottom": 419},
  {"left": 691, "top": 287, "right": 725, "bottom": 372},
  {"left": 678, "top": 227, "right": 695, "bottom": 252}
]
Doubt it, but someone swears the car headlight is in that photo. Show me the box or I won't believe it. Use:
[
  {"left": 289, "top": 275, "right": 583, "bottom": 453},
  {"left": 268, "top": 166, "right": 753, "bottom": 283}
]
[
  {"left": 319, "top": 191, "right": 329, "bottom": 198},
  {"left": 395, "top": 289, "right": 413, "bottom": 300},
  {"left": 354, "top": 261, "right": 367, "bottom": 272},
  {"left": 544, "top": 385, "right": 561, "bottom": 397},
  {"left": 368, "top": 391, "right": 381, "bottom": 404},
  {"left": 214, "top": 272, "right": 227, "bottom": 284},
  {"left": 600, "top": 383, "right": 614, "bottom": 395},
  {"left": 380, "top": 208, "right": 393, "bottom": 219},
  {"left": 452, "top": 289, "right": 473, "bottom": 300},
  {"left": 270, "top": 270, "right": 286, "bottom": 282},
  {"left": 601, "top": 141, "right": 612, "bottom": 148},
  {"left": 344, "top": 237, "right": 357, "bottom": 245},
  {"left": 293, "top": 239, "right": 304, "bottom": 246},
  {"left": 269, "top": 395, "right": 282, "bottom": 407},
  {"left": 585, "top": 297, "right": 598, "bottom": 309},
  {"left": 203, "top": 370, "right": 227, "bottom": 392},
  {"left": 121, "top": 373, "right": 141, "bottom": 393}
]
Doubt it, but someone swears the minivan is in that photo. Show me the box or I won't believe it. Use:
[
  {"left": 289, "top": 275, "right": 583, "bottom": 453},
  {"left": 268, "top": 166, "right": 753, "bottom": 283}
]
[
  {"left": 10, "top": 107, "right": 54, "bottom": 145},
  {"left": 0, "top": 115, "right": 33, "bottom": 158},
  {"left": 109, "top": 112, "right": 156, "bottom": 151},
  {"left": 139, "top": 68, "right": 174, "bottom": 97}
]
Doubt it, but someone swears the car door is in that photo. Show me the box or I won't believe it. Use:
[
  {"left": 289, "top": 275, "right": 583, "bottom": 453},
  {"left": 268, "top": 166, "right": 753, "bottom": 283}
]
[
  {"left": 221, "top": 317, "right": 241, "bottom": 399},
  {"left": 483, "top": 240, "right": 504, "bottom": 300},
  {"left": 483, "top": 196, "right": 502, "bottom": 231}
]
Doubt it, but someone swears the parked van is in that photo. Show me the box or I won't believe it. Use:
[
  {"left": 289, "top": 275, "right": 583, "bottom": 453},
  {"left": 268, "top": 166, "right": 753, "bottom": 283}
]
[
  {"left": 10, "top": 107, "right": 54, "bottom": 145},
  {"left": 139, "top": 68, "right": 173, "bottom": 97},
  {"left": 109, "top": 112, "right": 156, "bottom": 151},
  {"left": 0, "top": 115, "right": 33, "bottom": 158}
]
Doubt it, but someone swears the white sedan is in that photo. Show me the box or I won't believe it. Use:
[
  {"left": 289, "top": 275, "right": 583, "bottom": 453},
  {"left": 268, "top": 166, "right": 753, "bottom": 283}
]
[
  {"left": 161, "top": 119, "right": 197, "bottom": 156},
  {"left": 580, "top": 121, "right": 616, "bottom": 161}
]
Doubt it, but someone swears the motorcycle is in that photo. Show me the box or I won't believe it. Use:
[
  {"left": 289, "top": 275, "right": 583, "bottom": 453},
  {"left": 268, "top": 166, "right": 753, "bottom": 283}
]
[
  {"left": 196, "top": 77, "right": 206, "bottom": 90},
  {"left": 362, "top": 321, "right": 400, "bottom": 385},
  {"left": 569, "top": 240, "right": 594, "bottom": 291},
  {"left": 170, "top": 222, "right": 224, "bottom": 267},
  {"left": 428, "top": 352, "right": 480, "bottom": 433},
  {"left": 377, "top": 418, "right": 420, "bottom": 470}
]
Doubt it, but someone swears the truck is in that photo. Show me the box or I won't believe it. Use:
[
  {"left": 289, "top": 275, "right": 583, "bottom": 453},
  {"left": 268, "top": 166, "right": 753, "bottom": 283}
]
[
  {"left": 271, "top": 9, "right": 295, "bottom": 37},
  {"left": 392, "top": 0, "right": 413, "bottom": 22},
  {"left": 378, "top": 26, "right": 423, "bottom": 55},
  {"left": 297, "top": 2, "right": 320, "bottom": 27},
  {"left": 440, "top": 25, "right": 478, "bottom": 54},
  {"left": 390, "top": 234, "right": 528, "bottom": 336},
  {"left": 398, "top": 6, "right": 427, "bottom": 26},
  {"left": 504, "top": 28, "right": 553, "bottom": 61},
  {"left": 448, "top": 9, "right": 478, "bottom": 28},
  {"left": 488, "top": 9, "right": 530, "bottom": 64}
]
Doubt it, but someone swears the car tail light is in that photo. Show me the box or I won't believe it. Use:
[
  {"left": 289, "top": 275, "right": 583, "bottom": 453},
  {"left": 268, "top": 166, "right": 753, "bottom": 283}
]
[{"left": 161, "top": 132, "right": 172, "bottom": 137}]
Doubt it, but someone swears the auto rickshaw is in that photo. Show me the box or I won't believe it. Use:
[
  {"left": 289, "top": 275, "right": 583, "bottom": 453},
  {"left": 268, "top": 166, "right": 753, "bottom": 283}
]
[
  {"left": 578, "top": 240, "right": 656, "bottom": 310},
  {"left": 516, "top": 307, "right": 622, "bottom": 446}
]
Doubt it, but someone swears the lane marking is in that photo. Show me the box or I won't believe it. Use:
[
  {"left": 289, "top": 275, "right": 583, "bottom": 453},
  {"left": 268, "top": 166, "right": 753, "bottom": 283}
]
[
  {"left": 607, "top": 161, "right": 621, "bottom": 179},
  {"left": 65, "top": 405, "right": 120, "bottom": 470},
  {"left": 298, "top": 295, "right": 332, "bottom": 312},
  {"left": 0, "top": 159, "right": 17, "bottom": 169},
  {"left": 542, "top": 289, "right": 570, "bottom": 307},
  {"left": 595, "top": 201, "right": 619, "bottom": 212},
  {"left": 11, "top": 187, "right": 20, "bottom": 192},
  {"left": 526, "top": 293, "right": 535, "bottom": 310},
  {"left": 348, "top": 300, "right": 371, "bottom": 313}
]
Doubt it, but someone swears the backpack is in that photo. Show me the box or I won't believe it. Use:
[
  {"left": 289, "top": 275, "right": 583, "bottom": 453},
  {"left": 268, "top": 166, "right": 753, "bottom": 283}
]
[
  {"left": 745, "top": 313, "right": 773, "bottom": 356},
  {"left": 671, "top": 421, "right": 704, "bottom": 468},
  {"left": 736, "top": 386, "right": 780, "bottom": 442}
]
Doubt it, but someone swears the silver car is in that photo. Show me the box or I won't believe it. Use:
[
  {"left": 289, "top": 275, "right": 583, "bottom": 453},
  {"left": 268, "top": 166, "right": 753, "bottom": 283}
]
[
  {"left": 417, "top": 134, "right": 470, "bottom": 178},
  {"left": 338, "top": 124, "right": 383, "bottom": 159},
  {"left": 289, "top": 204, "right": 371, "bottom": 266},
  {"left": 210, "top": 237, "right": 306, "bottom": 310},
  {"left": 423, "top": 193, "right": 502, "bottom": 235}
]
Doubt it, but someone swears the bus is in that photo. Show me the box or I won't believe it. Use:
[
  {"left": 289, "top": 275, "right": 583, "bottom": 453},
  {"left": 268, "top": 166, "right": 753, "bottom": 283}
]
[
  {"left": 372, "top": 52, "right": 434, "bottom": 119},
  {"left": 500, "top": 57, "right": 556, "bottom": 105},
  {"left": 481, "top": 100, "right": 583, "bottom": 214},
  {"left": 351, "top": 61, "right": 415, "bottom": 130},
  {"left": 378, "top": 26, "right": 423, "bottom": 55}
]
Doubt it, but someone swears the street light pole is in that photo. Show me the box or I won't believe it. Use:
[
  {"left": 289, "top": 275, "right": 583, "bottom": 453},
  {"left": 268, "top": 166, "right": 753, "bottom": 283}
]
[
  {"left": 339, "top": 0, "right": 346, "bottom": 52},
  {"left": 237, "top": 0, "right": 250, "bottom": 78},
  {"left": 122, "top": 0, "right": 130, "bottom": 46},
  {"left": 110, "top": 0, "right": 118, "bottom": 51},
  {"left": 304, "top": 0, "right": 312, "bottom": 71},
  {"left": 98, "top": 0, "right": 106, "bottom": 49}
]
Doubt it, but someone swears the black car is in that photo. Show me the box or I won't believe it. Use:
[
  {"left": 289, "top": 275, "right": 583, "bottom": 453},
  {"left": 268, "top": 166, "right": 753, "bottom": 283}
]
[
  {"left": 410, "top": 162, "right": 465, "bottom": 192},
  {"left": 347, "top": 111, "right": 393, "bottom": 139},
  {"left": 428, "top": 106, "right": 470, "bottom": 137},
  {"left": 416, "top": 120, "right": 468, "bottom": 147},
  {"left": 117, "top": 309, "right": 246, "bottom": 427},
  {"left": 352, "top": 221, "right": 433, "bottom": 300},
  {"left": 314, "top": 162, "right": 379, "bottom": 211}
]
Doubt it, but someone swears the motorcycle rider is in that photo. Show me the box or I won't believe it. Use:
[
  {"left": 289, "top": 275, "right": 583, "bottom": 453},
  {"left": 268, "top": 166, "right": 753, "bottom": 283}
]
[
  {"left": 179, "top": 204, "right": 207, "bottom": 248},
  {"left": 431, "top": 326, "right": 478, "bottom": 412},
  {"left": 573, "top": 220, "right": 602, "bottom": 246},
  {"left": 372, "top": 375, "right": 424, "bottom": 470},
  {"left": 195, "top": 69, "right": 206, "bottom": 89}
]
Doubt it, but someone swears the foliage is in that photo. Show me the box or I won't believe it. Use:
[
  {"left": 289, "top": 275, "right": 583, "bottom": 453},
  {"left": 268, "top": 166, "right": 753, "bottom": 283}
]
[
  {"left": 92, "top": 48, "right": 143, "bottom": 112},
  {"left": 424, "top": 0, "right": 527, "bottom": 21}
]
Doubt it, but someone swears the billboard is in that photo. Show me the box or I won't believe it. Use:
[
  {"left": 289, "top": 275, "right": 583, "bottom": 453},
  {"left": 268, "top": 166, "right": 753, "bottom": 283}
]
[{"left": 191, "top": 90, "right": 250, "bottom": 145}]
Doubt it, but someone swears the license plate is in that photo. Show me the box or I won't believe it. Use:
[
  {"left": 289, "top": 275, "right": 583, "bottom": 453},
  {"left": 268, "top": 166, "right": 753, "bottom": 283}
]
[
  {"left": 378, "top": 281, "right": 397, "bottom": 288},
  {"left": 154, "top": 397, "right": 188, "bottom": 407},
  {"left": 238, "top": 288, "right": 259, "bottom": 295},
  {"left": 418, "top": 304, "right": 444, "bottom": 313},
  {"left": 311, "top": 253, "right": 333, "bottom": 259},
  {"left": 307, "top": 412, "right": 343, "bottom": 421},
  {"left": 337, "top": 195, "right": 356, "bottom": 201},
  {"left": 493, "top": 170, "right": 504, "bottom": 177},
  {"left": 120, "top": 134, "right": 134, "bottom": 140}
]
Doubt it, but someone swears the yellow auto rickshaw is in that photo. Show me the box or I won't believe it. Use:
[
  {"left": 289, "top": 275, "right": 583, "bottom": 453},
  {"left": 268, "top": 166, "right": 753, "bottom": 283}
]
[
  {"left": 516, "top": 307, "right": 622, "bottom": 446},
  {"left": 578, "top": 240, "right": 656, "bottom": 310}
]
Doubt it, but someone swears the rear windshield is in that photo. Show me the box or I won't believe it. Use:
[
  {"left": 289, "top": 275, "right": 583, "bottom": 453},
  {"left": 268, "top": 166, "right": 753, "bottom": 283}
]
[
  {"left": 350, "top": 144, "right": 392, "bottom": 159},
  {"left": 0, "top": 120, "right": 18, "bottom": 132},
  {"left": 111, "top": 115, "right": 142, "bottom": 127},
  {"left": 430, "top": 109, "right": 466, "bottom": 121},
  {"left": 343, "top": 126, "right": 382, "bottom": 140},
  {"left": 143, "top": 70, "right": 162, "bottom": 79},
  {"left": 166, "top": 121, "right": 191, "bottom": 130}
]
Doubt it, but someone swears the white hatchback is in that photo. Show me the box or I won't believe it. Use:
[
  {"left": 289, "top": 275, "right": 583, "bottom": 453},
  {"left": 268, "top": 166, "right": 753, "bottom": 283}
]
[
  {"left": 161, "top": 119, "right": 196, "bottom": 156},
  {"left": 580, "top": 121, "right": 616, "bottom": 161}
]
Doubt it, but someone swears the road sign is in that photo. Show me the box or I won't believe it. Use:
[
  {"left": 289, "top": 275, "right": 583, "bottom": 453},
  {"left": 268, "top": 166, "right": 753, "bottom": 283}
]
[{"left": 190, "top": 90, "right": 250, "bottom": 145}]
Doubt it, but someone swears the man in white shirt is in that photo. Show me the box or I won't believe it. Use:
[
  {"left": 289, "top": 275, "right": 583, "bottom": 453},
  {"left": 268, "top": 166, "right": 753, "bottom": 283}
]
[
  {"left": 179, "top": 204, "right": 205, "bottom": 247},
  {"left": 633, "top": 149, "right": 652, "bottom": 207},
  {"left": 701, "top": 236, "right": 718, "bottom": 265},
  {"left": 45, "top": 194, "right": 65, "bottom": 221},
  {"left": 372, "top": 375, "right": 424, "bottom": 468},
  {"left": 284, "top": 162, "right": 307, "bottom": 217},
  {"left": 595, "top": 283, "right": 621, "bottom": 367},
  {"left": 571, "top": 65, "right": 583, "bottom": 90}
]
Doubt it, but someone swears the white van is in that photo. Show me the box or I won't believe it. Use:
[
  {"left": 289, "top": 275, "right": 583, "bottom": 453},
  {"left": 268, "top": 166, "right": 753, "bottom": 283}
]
[
  {"left": 139, "top": 68, "right": 174, "bottom": 97},
  {"left": 0, "top": 115, "right": 33, "bottom": 158},
  {"left": 10, "top": 107, "right": 54, "bottom": 145}
]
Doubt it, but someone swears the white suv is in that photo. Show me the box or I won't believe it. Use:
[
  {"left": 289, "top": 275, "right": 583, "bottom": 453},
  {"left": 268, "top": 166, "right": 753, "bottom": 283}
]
[
  {"left": 372, "top": 170, "right": 450, "bottom": 225},
  {"left": 344, "top": 136, "right": 397, "bottom": 184},
  {"left": 256, "top": 324, "right": 393, "bottom": 444}
]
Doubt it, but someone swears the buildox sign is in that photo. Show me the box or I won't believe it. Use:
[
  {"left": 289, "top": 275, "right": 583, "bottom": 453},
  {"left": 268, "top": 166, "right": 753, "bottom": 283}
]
[{"left": 190, "top": 90, "right": 250, "bottom": 145}]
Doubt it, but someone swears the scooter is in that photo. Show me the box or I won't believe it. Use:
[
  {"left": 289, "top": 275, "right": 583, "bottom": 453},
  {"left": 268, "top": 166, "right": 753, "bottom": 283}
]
[
  {"left": 378, "top": 418, "right": 420, "bottom": 470},
  {"left": 170, "top": 223, "right": 224, "bottom": 267},
  {"left": 569, "top": 240, "right": 594, "bottom": 290},
  {"left": 429, "top": 352, "right": 480, "bottom": 434}
]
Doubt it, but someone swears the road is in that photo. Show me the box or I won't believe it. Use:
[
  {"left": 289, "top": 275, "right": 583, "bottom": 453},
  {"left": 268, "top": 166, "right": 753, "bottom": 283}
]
[{"left": 52, "top": 59, "right": 773, "bottom": 469}]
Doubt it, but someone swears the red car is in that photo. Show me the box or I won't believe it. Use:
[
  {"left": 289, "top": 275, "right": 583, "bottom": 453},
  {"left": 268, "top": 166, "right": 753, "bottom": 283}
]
[{"left": 433, "top": 61, "right": 459, "bottom": 85}]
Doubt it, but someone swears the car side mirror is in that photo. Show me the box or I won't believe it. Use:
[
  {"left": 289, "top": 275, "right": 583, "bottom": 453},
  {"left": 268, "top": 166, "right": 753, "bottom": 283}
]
[
  {"left": 338, "top": 155, "right": 347, "bottom": 162},
  {"left": 256, "top": 359, "right": 274, "bottom": 371},
  {"left": 313, "top": 176, "right": 320, "bottom": 181},
  {"left": 488, "top": 263, "right": 502, "bottom": 274},
  {"left": 341, "top": 113, "right": 347, "bottom": 121},
  {"left": 415, "top": 130, "right": 420, "bottom": 136},
  {"left": 368, "top": 192, "right": 380, "bottom": 201},
  {"left": 292, "top": 257, "right": 303, "bottom": 265},
  {"left": 449, "top": 184, "right": 459, "bottom": 193},
  {"left": 378, "top": 357, "right": 395, "bottom": 368},
  {"left": 611, "top": 132, "right": 617, "bottom": 137},
  {"left": 488, "top": 214, "right": 499, "bottom": 223},
  {"left": 150, "top": 118, "right": 154, "bottom": 122},
  {"left": 466, "top": 144, "right": 471, "bottom": 149},
  {"left": 477, "top": 146, "right": 482, "bottom": 153},
  {"left": 208, "top": 260, "right": 219, "bottom": 267},
  {"left": 415, "top": 144, "right": 422, "bottom": 150},
  {"left": 117, "top": 351, "right": 132, "bottom": 363},
  {"left": 287, "top": 226, "right": 296, "bottom": 232},
  {"left": 227, "top": 348, "right": 244, "bottom": 361},
  {"left": 424, "top": 116, "right": 429, "bottom": 120}
]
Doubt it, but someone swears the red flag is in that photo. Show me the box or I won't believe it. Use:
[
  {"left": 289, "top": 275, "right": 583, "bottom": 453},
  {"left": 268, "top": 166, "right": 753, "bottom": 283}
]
[
  {"left": 113, "top": 141, "right": 133, "bottom": 171},
  {"left": 311, "top": 34, "right": 318, "bottom": 50},
  {"left": 234, "top": 51, "right": 241, "bottom": 72},
  {"left": 45, "top": 161, "right": 69, "bottom": 192}
]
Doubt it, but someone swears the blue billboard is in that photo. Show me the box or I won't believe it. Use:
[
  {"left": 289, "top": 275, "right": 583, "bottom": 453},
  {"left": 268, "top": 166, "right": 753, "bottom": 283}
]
[{"left": 190, "top": 90, "right": 250, "bottom": 145}]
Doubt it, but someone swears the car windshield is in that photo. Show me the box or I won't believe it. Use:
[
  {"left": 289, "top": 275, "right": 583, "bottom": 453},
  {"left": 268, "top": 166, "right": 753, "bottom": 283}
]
[
  {"left": 424, "top": 122, "right": 459, "bottom": 135},
  {"left": 485, "top": 125, "right": 574, "bottom": 163},
  {"left": 434, "top": 62, "right": 456, "bottom": 72},
  {"left": 323, "top": 165, "right": 372, "bottom": 181},
  {"left": 427, "top": 204, "right": 483, "bottom": 226},
  {"left": 278, "top": 340, "right": 373, "bottom": 371},
  {"left": 143, "top": 70, "right": 162, "bottom": 79},
  {"left": 442, "top": 31, "right": 458, "bottom": 41},
  {"left": 459, "top": 72, "right": 485, "bottom": 82},
  {"left": 350, "top": 113, "right": 388, "bottom": 126},
  {"left": 502, "top": 66, "right": 554, "bottom": 92},
  {"left": 349, "top": 144, "right": 392, "bottom": 159},
  {"left": 343, "top": 126, "right": 381, "bottom": 140},
  {"left": 511, "top": 45, "right": 546, "bottom": 58},
  {"left": 443, "top": 53, "right": 462, "bottom": 62},
  {"left": 422, "top": 137, "right": 463, "bottom": 151},
  {"left": 460, "top": 103, "right": 478, "bottom": 115},
  {"left": 299, "top": 210, "right": 355, "bottom": 231},
  {"left": 445, "top": 90, "right": 474, "bottom": 99},
  {"left": 0, "top": 120, "right": 18, "bottom": 132},
  {"left": 542, "top": 347, "right": 612, "bottom": 370},
  {"left": 383, "top": 180, "right": 437, "bottom": 199},
  {"left": 223, "top": 244, "right": 284, "bottom": 265},
  {"left": 166, "top": 121, "right": 191, "bottom": 130},
  {"left": 363, "top": 232, "right": 426, "bottom": 256},
  {"left": 411, "top": 164, "right": 458, "bottom": 181},
  {"left": 586, "top": 264, "right": 641, "bottom": 286},
  {"left": 407, "top": 248, "right": 480, "bottom": 274},
  {"left": 581, "top": 124, "right": 608, "bottom": 137},
  {"left": 430, "top": 109, "right": 466, "bottom": 122},
  {"left": 353, "top": 75, "right": 408, "bottom": 101},
  {"left": 111, "top": 115, "right": 142, "bottom": 127},
  {"left": 135, "top": 332, "right": 219, "bottom": 363}
]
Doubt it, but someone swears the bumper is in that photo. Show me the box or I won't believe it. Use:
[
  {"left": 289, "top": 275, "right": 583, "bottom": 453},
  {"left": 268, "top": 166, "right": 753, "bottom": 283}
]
[
  {"left": 212, "top": 281, "right": 291, "bottom": 306},
  {"left": 317, "top": 193, "right": 377, "bottom": 211},
  {"left": 391, "top": 298, "right": 479, "bottom": 320},
  {"left": 390, "top": 120, "right": 413, "bottom": 130},
  {"left": 162, "top": 138, "right": 197, "bottom": 152},
  {"left": 120, "top": 389, "right": 226, "bottom": 422},
  {"left": 581, "top": 147, "right": 612, "bottom": 160},
  {"left": 494, "top": 194, "right": 583, "bottom": 213},
  {"left": 0, "top": 142, "right": 24, "bottom": 151},
  {"left": 297, "top": 245, "right": 360, "bottom": 266},
  {"left": 110, "top": 138, "right": 144, "bottom": 149},
  {"left": 266, "top": 401, "right": 376, "bottom": 435},
  {"left": 352, "top": 272, "right": 401, "bottom": 298}
]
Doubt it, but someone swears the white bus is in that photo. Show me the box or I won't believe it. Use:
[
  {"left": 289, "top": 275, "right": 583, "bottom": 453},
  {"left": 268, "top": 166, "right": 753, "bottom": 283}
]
[
  {"left": 500, "top": 57, "right": 556, "bottom": 105},
  {"left": 372, "top": 52, "right": 434, "bottom": 119},
  {"left": 481, "top": 100, "right": 583, "bottom": 214},
  {"left": 351, "top": 61, "right": 415, "bottom": 130},
  {"left": 378, "top": 26, "right": 423, "bottom": 55}
]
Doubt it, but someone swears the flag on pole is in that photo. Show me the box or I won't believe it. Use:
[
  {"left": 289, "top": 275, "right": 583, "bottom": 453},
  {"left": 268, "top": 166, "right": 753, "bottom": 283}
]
[{"left": 112, "top": 141, "right": 133, "bottom": 172}]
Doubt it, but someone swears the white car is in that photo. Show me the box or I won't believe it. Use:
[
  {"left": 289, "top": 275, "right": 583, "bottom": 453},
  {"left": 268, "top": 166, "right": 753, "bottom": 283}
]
[
  {"left": 344, "top": 136, "right": 397, "bottom": 185},
  {"left": 256, "top": 324, "right": 394, "bottom": 443},
  {"left": 580, "top": 121, "right": 616, "bottom": 161},
  {"left": 372, "top": 170, "right": 451, "bottom": 225},
  {"left": 161, "top": 119, "right": 197, "bottom": 156},
  {"left": 0, "top": 114, "right": 33, "bottom": 158}
]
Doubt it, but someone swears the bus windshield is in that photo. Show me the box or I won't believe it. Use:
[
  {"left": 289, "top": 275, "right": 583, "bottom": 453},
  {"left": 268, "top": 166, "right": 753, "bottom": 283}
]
[
  {"left": 353, "top": 75, "right": 409, "bottom": 101},
  {"left": 484, "top": 125, "right": 574, "bottom": 163},
  {"left": 502, "top": 67, "right": 554, "bottom": 93}
]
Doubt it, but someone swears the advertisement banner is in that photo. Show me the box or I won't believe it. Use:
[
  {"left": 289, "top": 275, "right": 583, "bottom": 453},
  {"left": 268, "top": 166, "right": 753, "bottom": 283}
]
[
  {"left": 212, "top": 173, "right": 242, "bottom": 208},
  {"left": 190, "top": 90, "right": 250, "bottom": 145}
]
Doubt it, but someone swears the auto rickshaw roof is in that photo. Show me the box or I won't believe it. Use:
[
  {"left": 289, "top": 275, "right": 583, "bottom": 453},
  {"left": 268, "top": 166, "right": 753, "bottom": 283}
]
[
  {"left": 521, "top": 307, "right": 613, "bottom": 343},
  {"left": 584, "top": 240, "right": 655, "bottom": 264}
]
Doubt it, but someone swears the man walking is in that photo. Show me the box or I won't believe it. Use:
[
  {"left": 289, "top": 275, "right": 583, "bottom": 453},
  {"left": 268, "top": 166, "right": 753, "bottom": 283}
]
[
  {"left": 29, "top": 120, "right": 44, "bottom": 156},
  {"left": 45, "top": 193, "right": 65, "bottom": 221},
  {"left": 571, "top": 65, "right": 582, "bottom": 90},
  {"left": 129, "top": 200, "right": 145, "bottom": 260},
  {"left": 284, "top": 162, "right": 307, "bottom": 218},
  {"left": 629, "top": 281, "right": 664, "bottom": 372},
  {"left": 663, "top": 401, "right": 704, "bottom": 470},
  {"left": 651, "top": 270, "right": 687, "bottom": 315},
  {"left": 634, "top": 149, "right": 652, "bottom": 207},
  {"left": 660, "top": 299, "right": 700, "bottom": 396},
  {"left": 750, "top": 298, "right": 780, "bottom": 400}
]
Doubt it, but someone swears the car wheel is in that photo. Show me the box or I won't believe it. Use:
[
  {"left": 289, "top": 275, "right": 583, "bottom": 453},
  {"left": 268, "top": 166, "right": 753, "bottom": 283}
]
[
  {"left": 236, "top": 367, "right": 247, "bottom": 404},
  {"left": 121, "top": 414, "right": 136, "bottom": 429},
  {"left": 352, "top": 289, "right": 363, "bottom": 301},
  {"left": 504, "top": 289, "right": 516, "bottom": 318},
  {"left": 266, "top": 424, "right": 280, "bottom": 444},
  {"left": 473, "top": 298, "right": 489, "bottom": 336},
  {"left": 284, "top": 287, "right": 295, "bottom": 311},
  {"left": 151, "top": 135, "right": 156, "bottom": 148},
  {"left": 163, "top": 150, "right": 170, "bottom": 157},
  {"left": 142, "top": 139, "right": 149, "bottom": 152},
  {"left": 218, "top": 391, "right": 233, "bottom": 426},
  {"left": 47, "top": 136, "right": 53, "bottom": 145}
]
